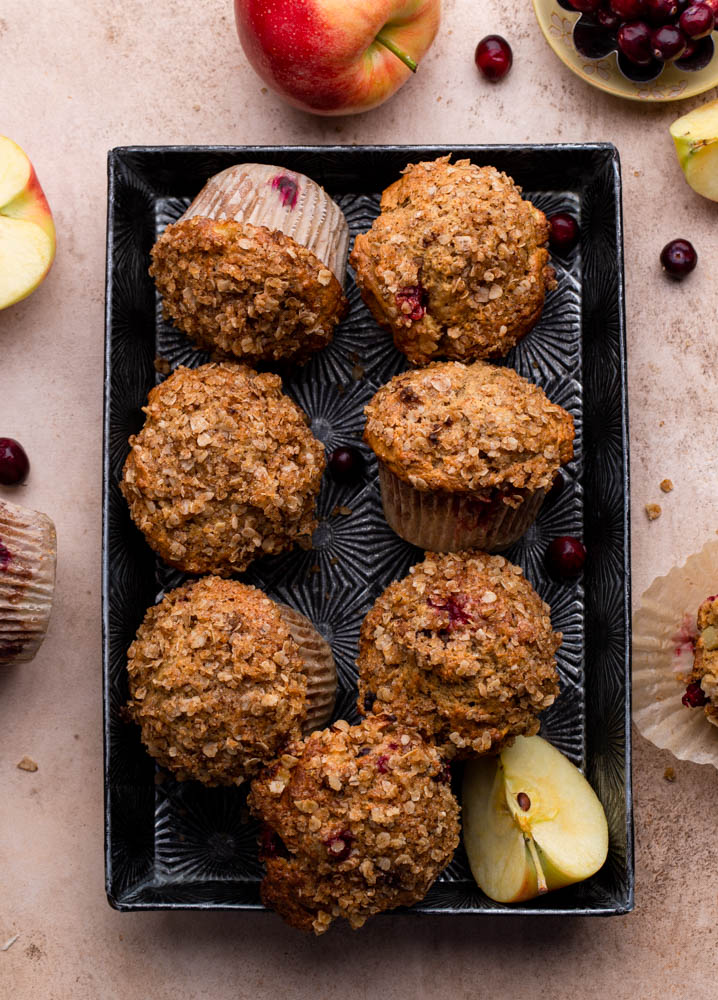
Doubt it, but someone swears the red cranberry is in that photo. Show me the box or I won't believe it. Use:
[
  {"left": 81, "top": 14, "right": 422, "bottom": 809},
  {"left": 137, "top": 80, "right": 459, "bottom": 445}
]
[
  {"left": 395, "top": 284, "right": 428, "bottom": 322},
  {"left": 597, "top": 7, "right": 623, "bottom": 28},
  {"left": 376, "top": 754, "right": 390, "bottom": 774},
  {"left": 475, "top": 35, "right": 513, "bottom": 82},
  {"left": 328, "top": 445, "right": 365, "bottom": 485},
  {"left": 682, "top": 681, "right": 708, "bottom": 707},
  {"left": 324, "top": 829, "right": 354, "bottom": 862},
  {"left": 675, "top": 33, "right": 715, "bottom": 67},
  {"left": 0, "top": 438, "right": 30, "bottom": 486},
  {"left": 270, "top": 174, "right": 299, "bottom": 210},
  {"left": 259, "top": 824, "right": 290, "bottom": 860},
  {"left": 660, "top": 239, "right": 697, "bottom": 279},
  {"left": 546, "top": 536, "right": 587, "bottom": 579},
  {"left": 652, "top": 24, "right": 687, "bottom": 58},
  {"left": 680, "top": 4, "right": 715, "bottom": 37},
  {"left": 0, "top": 540, "right": 11, "bottom": 570},
  {"left": 645, "top": 0, "right": 679, "bottom": 21},
  {"left": 567, "top": 0, "right": 602, "bottom": 9},
  {"left": 610, "top": 0, "right": 647, "bottom": 16},
  {"left": 617, "top": 21, "right": 655, "bottom": 63},
  {"left": 428, "top": 593, "right": 473, "bottom": 628},
  {"left": 549, "top": 212, "right": 579, "bottom": 252}
]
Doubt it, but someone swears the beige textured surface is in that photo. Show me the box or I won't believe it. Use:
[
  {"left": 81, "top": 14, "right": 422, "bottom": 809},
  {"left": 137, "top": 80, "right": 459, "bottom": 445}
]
[{"left": 2, "top": 0, "right": 718, "bottom": 996}]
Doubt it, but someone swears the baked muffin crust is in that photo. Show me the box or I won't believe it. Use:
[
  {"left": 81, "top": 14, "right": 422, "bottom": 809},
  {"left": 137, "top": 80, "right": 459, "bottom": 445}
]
[
  {"left": 350, "top": 157, "right": 555, "bottom": 364},
  {"left": 150, "top": 217, "right": 347, "bottom": 364},
  {"left": 121, "top": 363, "right": 324, "bottom": 575},
  {"left": 249, "top": 716, "right": 459, "bottom": 933},
  {"left": 126, "top": 577, "right": 308, "bottom": 785},
  {"left": 683, "top": 596, "right": 718, "bottom": 726},
  {"left": 357, "top": 551, "right": 561, "bottom": 756},
  {"left": 364, "top": 361, "right": 574, "bottom": 495}
]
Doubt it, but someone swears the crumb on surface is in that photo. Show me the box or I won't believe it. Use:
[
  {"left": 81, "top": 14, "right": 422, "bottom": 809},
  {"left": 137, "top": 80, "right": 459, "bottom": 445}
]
[
  {"left": 16, "top": 756, "right": 38, "bottom": 772},
  {"left": 645, "top": 503, "right": 662, "bottom": 521},
  {"left": 660, "top": 479, "right": 673, "bottom": 493},
  {"left": 153, "top": 357, "right": 171, "bottom": 375},
  {"left": 663, "top": 767, "right": 676, "bottom": 782}
]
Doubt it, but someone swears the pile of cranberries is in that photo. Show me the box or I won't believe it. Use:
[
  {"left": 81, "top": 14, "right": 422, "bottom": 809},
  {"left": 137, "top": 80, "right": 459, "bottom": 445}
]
[{"left": 566, "top": 0, "right": 716, "bottom": 79}]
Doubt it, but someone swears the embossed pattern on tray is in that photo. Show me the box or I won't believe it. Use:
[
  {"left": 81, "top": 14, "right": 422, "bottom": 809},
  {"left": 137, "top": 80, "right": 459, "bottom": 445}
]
[{"left": 103, "top": 145, "right": 632, "bottom": 915}]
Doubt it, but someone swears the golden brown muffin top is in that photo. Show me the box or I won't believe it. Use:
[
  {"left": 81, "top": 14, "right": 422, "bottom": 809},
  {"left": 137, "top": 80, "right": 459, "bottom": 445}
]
[
  {"left": 248, "top": 715, "right": 459, "bottom": 934},
  {"left": 120, "top": 363, "right": 325, "bottom": 575},
  {"left": 126, "top": 576, "right": 308, "bottom": 786},
  {"left": 364, "top": 361, "right": 574, "bottom": 494},
  {"left": 357, "top": 551, "right": 560, "bottom": 757},
  {"left": 150, "top": 217, "right": 347, "bottom": 365},
  {"left": 350, "top": 157, "right": 554, "bottom": 364},
  {"left": 683, "top": 596, "right": 718, "bottom": 725}
]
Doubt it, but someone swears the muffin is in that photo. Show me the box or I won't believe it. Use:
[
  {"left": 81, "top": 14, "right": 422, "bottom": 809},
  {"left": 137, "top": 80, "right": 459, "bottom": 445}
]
[
  {"left": 357, "top": 551, "right": 561, "bottom": 756},
  {"left": 150, "top": 163, "right": 349, "bottom": 365},
  {"left": 126, "top": 576, "right": 336, "bottom": 785},
  {"left": 0, "top": 499, "right": 56, "bottom": 665},
  {"left": 248, "top": 715, "right": 459, "bottom": 933},
  {"left": 680, "top": 595, "right": 718, "bottom": 727},
  {"left": 350, "top": 156, "right": 555, "bottom": 365},
  {"left": 120, "top": 363, "right": 325, "bottom": 575},
  {"left": 364, "top": 361, "right": 574, "bottom": 553}
]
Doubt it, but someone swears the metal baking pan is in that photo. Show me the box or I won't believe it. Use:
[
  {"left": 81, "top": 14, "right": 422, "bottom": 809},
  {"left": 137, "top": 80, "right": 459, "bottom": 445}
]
[{"left": 103, "top": 144, "right": 633, "bottom": 915}]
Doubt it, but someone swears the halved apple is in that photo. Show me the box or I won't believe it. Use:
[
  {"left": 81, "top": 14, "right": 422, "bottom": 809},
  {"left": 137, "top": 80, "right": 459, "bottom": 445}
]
[
  {"left": 670, "top": 98, "right": 718, "bottom": 203},
  {"left": 462, "top": 735, "right": 609, "bottom": 904},
  {"left": 0, "top": 136, "right": 56, "bottom": 310}
]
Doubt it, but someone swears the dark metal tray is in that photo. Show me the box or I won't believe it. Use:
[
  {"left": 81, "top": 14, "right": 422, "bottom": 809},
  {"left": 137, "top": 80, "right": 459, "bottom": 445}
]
[{"left": 103, "top": 144, "right": 633, "bottom": 916}]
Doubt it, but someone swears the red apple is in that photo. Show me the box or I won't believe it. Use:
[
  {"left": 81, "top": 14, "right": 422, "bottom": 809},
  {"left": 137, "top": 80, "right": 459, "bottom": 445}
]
[
  {"left": 234, "top": 0, "right": 441, "bottom": 116},
  {"left": 0, "top": 137, "right": 56, "bottom": 310}
]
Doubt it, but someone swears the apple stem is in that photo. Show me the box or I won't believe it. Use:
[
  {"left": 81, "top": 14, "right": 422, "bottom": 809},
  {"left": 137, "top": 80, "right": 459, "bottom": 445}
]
[
  {"left": 375, "top": 31, "right": 418, "bottom": 73},
  {"left": 525, "top": 836, "right": 548, "bottom": 895}
]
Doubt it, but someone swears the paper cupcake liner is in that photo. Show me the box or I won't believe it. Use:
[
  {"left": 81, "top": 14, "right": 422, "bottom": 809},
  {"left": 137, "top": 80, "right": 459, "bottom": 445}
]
[
  {"left": 0, "top": 499, "right": 57, "bottom": 665},
  {"left": 377, "top": 462, "right": 545, "bottom": 553},
  {"left": 277, "top": 604, "right": 337, "bottom": 734},
  {"left": 633, "top": 538, "right": 718, "bottom": 767},
  {"left": 180, "top": 163, "right": 350, "bottom": 286}
]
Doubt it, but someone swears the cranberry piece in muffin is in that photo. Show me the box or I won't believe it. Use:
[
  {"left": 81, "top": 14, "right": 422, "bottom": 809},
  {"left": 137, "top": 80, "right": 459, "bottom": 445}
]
[
  {"left": 350, "top": 156, "right": 555, "bottom": 365},
  {"left": 679, "top": 595, "right": 718, "bottom": 726},
  {"left": 357, "top": 551, "right": 561, "bottom": 757},
  {"left": 248, "top": 716, "right": 459, "bottom": 933}
]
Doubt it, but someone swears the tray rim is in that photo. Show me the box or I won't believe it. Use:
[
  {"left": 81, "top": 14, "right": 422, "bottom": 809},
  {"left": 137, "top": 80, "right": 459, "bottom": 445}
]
[{"left": 103, "top": 142, "right": 633, "bottom": 917}]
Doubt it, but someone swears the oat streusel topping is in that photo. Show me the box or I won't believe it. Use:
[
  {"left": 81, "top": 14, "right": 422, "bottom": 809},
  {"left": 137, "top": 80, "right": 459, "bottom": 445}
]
[
  {"left": 248, "top": 715, "right": 459, "bottom": 934},
  {"left": 150, "top": 217, "right": 347, "bottom": 364},
  {"left": 357, "top": 552, "right": 561, "bottom": 756},
  {"left": 350, "top": 157, "right": 555, "bottom": 365},
  {"left": 121, "top": 363, "right": 325, "bottom": 575},
  {"left": 682, "top": 596, "right": 718, "bottom": 727},
  {"left": 126, "top": 577, "right": 308, "bottom": 785},
  {"left": 364, "top": 361, "right": 574, "bottom": 494}
]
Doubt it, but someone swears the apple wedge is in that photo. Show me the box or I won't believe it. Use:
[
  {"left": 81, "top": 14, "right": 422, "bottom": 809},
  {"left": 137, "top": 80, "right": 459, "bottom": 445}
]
[
  {"left": 0, "top": 136, "right": 56, "bottom": 310},
  {"left": 462, "top": 735, "right": 609, "bottom": 904},
  {"left": 670, "top": 98, "right": 718, "bottom": 203}
]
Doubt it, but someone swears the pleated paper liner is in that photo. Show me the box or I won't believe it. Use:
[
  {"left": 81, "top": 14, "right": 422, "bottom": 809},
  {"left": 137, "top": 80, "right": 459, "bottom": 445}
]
[
  {"left": 180, "top": 163, "right": 350, "bottom": 286},
  {"left": 633, "top": 538, "right": 718, "bottom": 768},
  {"left": 277, "top": 603, "right": 337, "bottom": 735}
]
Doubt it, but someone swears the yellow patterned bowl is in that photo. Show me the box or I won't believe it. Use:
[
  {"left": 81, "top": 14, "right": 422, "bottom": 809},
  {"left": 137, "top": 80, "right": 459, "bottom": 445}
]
[{"left": 533, "top": 0, "right": 718, "bottom": 102}]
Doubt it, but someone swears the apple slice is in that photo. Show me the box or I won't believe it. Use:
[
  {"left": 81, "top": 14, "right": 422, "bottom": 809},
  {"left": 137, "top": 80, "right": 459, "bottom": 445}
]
[
  {"left": 0, "top": 136, "right": 56, "bottom": 310},
  {"left": 462, "top": 735, "right": 609, "bottom": 904},
  {"left": 670, "top": 98, "right": 718, "bottom": 203}
]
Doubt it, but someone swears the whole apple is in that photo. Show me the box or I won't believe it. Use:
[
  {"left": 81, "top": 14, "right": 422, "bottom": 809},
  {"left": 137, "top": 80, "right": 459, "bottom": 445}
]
[{"left": 234, "top": 0, "right": 441, "bottom": 116}]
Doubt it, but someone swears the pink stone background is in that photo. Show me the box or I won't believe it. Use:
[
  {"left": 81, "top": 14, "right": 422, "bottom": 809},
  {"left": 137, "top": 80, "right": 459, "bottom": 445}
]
[{"left": 2, "top": 1, "right": 718, "bottom": 996}]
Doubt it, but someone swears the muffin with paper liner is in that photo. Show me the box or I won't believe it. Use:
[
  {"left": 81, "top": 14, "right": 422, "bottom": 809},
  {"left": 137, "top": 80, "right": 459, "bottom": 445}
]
[
  {"left": 633, "top": 538, "right": 718, "bottom": 768},
  {"left": 150, "top": 163, "right": 349, "bottom": 364}
]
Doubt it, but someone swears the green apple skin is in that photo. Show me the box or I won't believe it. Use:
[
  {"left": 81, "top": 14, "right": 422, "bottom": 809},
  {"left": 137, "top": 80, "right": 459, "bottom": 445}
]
[{"left": 670, "top": 98, "right": 718, "bottom": 203}]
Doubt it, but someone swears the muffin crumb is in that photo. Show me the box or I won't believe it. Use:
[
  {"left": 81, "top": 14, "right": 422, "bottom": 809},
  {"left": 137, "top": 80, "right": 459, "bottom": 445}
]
[
  {"left": 16, "top": 756, "right": 38, "bottom": 772},
  {"left": 663, "top": 766, "right": 676, "bottom": 782},
  {"left": 660, "top": 479, "right": 674, "bottom": 493},
  {"left": 645, "top": 503, "right": 662, "bottom": 521}
]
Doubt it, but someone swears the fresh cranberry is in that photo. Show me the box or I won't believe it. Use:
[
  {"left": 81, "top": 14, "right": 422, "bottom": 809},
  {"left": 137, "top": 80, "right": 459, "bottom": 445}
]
[
  {"left": 395, "top": 284, "right": 428, "bottom": 322},
  {"left": 617, "top": 21, "right": 655, "bottom": 63},
  {"left": 682, "top": 681, "right": 708, "bottom": 707},
  {"left": 324, "top": 829, "right": 354, "bottom": 862},
  {"left": 645, "top": 0, "right": 679, "bottom": 21},
  {"left": 546, "top": 536, "right": 587, "bottom": 579},
  {"left": 680, "top": 3, "right": 715, "bottom": 37},
  {"left": 567, "top": 0, "right": 602, "bottom": 9},
  {"left": 0, "top": 540, "right": 11, "bottom": 570},
  {"left": 328, "top": 445, "right": 365, "bottom": 486},
  {"left": 675, "top": 33, "right": 715, "bottom": 67},
  {"left": 428, "top": 593, "right": 473, "bottom": 628},
  {"left": 652, "top": 23, "right": 687, "bottom": 58},
  {"left": 660, "top": 239, "right": 697, "bottom": 278},
  {"left": 610, "top": 0, "right": 647, "bottom": 15},
  {"left": 0, "top": 438, "right": 30, "bottom": 486},
  {"left": 549, "top": 212, "right": 579, "bottom": 252},
  {"left": 474, "top": 35, "right": 513, "bottom": 82},
  {"left": 597, "top": 7, "right": 623, "bottom": 28}
]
